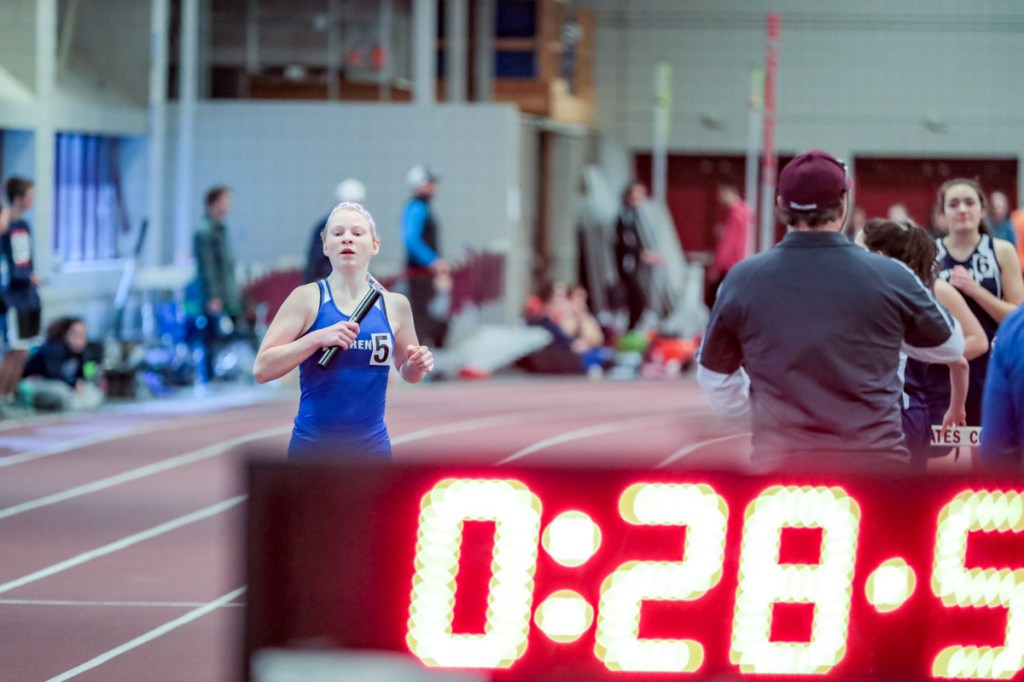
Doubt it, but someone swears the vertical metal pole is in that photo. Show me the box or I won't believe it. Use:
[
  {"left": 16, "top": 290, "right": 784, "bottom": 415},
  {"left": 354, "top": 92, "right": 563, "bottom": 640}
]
[
  {"left": 744, "top": 67, "right": 763, "bottom": 258},
  {"left": 412, "top": 0, "right": 437, "bottom": 105},
  {"left": 34, "top": 0, "right": 58, "bottom": 279},
  {"left": 378, "top": 0, "right": 393, "bottom": 101},
  {"left": 174, "top": 0, "right": 199, "bottom": 265},
  {"left": 246, "top": 0, "right": 260, "bottom": 80},
  {"left": 473, "top": 0, "right": 494, "bottom": 101},
  {"left": 759, "top": 13, "right": 780, "bottom": 252},
  {"left": 148, "top": 0, "right": 169, "bottom": 266},
  {"left": 446, "top": 0, "right": 467, "bottom": 102},
  {"left": 652, "top": 61, "right": 672, "bottom": 205},
  {"left": 326, "top": 0, "right": 341, "bottom": 100}
]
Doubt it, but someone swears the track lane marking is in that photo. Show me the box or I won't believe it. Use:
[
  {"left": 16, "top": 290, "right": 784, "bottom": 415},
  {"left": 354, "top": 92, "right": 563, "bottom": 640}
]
[
  {"left": 495, "top": 414, "right": 677, "bottom": 465},
  {"left": 656, "top": 432, "right": 752, "bottom": 468},
  {"left": 0, "top": 496, "right": 246, "bottom": 595},
  {"left": 45, "top": 586, "right": 246, "bottom": 681},
  {"left": 0, "top": 426, "right": 290, "bottom": 521},
  {"left": 0, "top": 413, "right": 237, "bottom": 468},
  {"left": 0, "top": 598, "right": 244, "bottom": 608}
]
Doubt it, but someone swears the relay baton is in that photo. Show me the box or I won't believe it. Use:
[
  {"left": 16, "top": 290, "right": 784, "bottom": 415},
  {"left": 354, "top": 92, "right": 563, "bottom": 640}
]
[{"left": 318, "top": 283, "right": 383, "bottom": 368}]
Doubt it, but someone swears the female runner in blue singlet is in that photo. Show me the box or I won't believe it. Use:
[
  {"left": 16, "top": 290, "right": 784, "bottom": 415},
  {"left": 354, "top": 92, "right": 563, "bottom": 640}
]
[
  {"left": 253, "top": 202, "right": 434, "bottom": 459},
  {"left": 909, "top": 179, "right": 1023, "bottom": 465}
]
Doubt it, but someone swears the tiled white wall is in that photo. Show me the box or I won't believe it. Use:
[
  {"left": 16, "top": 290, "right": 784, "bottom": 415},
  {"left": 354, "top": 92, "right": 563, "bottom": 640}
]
[
  {"left": 162, "top": 100, "right": 523, "bottom": 297},
  {"left": 593, "top": 0, "right": 1024, "bottom": 164}
]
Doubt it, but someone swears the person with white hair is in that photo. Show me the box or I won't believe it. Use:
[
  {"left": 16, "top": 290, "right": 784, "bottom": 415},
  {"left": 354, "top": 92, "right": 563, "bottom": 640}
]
[{"left": 303, "top": 178, "right": 367, "bottom": 283}]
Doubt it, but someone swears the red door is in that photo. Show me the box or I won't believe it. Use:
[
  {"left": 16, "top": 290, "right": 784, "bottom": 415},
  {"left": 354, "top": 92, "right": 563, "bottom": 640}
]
[{"left": 852, "top": 158, "right": 1018, "bottom": 227}]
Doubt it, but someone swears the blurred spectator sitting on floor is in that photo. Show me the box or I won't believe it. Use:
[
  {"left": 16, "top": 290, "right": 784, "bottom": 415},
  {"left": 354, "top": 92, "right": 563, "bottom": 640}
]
[
  {"left": 304, "top": 178, "right": 366, "bottom": 283},
  {"left": 989, "top": 191, "right": 1017, "bottom": 247},
  {"left": 519, "top": 280, "right": 610, "bottom": 375},
  {"left": 21, "top": 316, "right": 103, "bottom": 411}
]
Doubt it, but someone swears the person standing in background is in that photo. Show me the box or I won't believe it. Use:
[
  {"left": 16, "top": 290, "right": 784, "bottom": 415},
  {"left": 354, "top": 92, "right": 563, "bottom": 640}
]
[
  {"left": 304, "top": 178, "right": 367, "bottom": 283},
  {"left": 193, "top": 186, "right": 245, "bottom": 380},
  {"left": 1011, "top": 205, "right": 1024, "bottom": 272},
  {"left": 922, "top": 178, "right": 1024, "bottom": 465},
  {"left": 2, "top": 177, "right": 42, "bottom": 340},
  {"left": 842, "top": 204, "right": 868, "bottom": 241},
  {"left": 0, "top": 202, "right": 11, "bottom": 348},
  {"left": 613, "top": 181, "right": 661, "bottom": 331},
  {"left": 707, "top": 184, "right": 751, "bottom": 308},
  {"left": 988, "top": 191, "right": 1017, "bottom": 248},
  {"left": 401, "top": 165, "right": 448, "bottom": 348}
]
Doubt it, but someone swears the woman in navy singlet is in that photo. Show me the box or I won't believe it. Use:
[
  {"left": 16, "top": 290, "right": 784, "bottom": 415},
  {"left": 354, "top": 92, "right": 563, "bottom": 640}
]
[
  {"left": 910, "top": 179, "right": 1023, "bottom": 464},
  {"left": 858, "top": 219, "right": 987, "bottom": 470},
  {"left": 253, "top": 202, "right": 434, "bottom": 459}
]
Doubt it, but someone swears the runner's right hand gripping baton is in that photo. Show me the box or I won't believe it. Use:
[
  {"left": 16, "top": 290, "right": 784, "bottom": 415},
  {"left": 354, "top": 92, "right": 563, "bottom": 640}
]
[{"left": 318, "top": 284, "right": 383, "bottom": 368}]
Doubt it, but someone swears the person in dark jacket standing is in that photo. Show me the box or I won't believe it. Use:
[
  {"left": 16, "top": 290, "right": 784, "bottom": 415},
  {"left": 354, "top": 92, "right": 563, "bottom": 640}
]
[
  {"left": 613, "top": 181, "right": 660, "bottom": 331},
  {"left": 401, "top": 165, "right": 448, "bottom": 348},
  {"left": 2, "top": 177, "right": 42, "bottom": 340},
  {"left": 193, "top": 186, "right": 245, "bottom": 380}
]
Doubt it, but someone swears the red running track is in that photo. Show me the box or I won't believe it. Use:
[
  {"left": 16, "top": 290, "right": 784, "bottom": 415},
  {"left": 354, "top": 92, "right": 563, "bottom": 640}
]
[{"left": 0, "top": 376, "right": 748, "bottom": 681}]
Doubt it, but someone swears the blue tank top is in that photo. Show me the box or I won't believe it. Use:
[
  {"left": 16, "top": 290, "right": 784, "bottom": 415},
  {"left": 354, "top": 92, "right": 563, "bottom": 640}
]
[{"left": 290, "top": 279, "right": 395, "bottom": 458}]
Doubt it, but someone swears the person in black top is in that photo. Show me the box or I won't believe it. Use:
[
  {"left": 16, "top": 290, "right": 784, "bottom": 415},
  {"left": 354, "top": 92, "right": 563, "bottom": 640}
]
[
  {"left": 2, "top": 177, "right": 42, "bottom": 339},
  {"left": 303, "top": 179, "right": 366, "bottom": 284},
  {"left": 613, "top": 181, "right": 660, "bottom": 331},
  {"left": 697, "top": 150, "right": 964, "bottom": 470},
  {"left": 22, "top": 316, "right": 103, "bottom": 411}
]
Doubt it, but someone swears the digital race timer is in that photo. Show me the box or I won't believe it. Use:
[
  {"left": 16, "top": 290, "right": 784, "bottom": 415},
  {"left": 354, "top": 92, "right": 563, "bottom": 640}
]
[{"left": 244, "top": 458, "right": 1024, "bottom": 681}]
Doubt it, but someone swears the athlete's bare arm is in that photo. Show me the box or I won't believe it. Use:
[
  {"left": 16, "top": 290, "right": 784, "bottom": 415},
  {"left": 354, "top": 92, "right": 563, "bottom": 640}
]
[
  {"left": 253, "top": 283, "right": 359, "bottom": 383},
  {"left": 384, "top": 290, "right": 434, "bottom": 383}
]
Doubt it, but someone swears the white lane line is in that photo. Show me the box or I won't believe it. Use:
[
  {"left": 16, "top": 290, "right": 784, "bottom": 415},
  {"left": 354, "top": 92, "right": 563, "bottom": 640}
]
[
  {"left": 0, "top": 598, "right": 244, "bottom": 608},
  {"left": 45, "top": 586, "right": 246, "bottom": 682},
  {"left": 392, "top": 412, "right": 559, "bottom": 444},
  {"left": 0, "top": 414, "right": 217, "bottom": 468},
  {"left": 0, "top": 496, "right": 246, "bottom": 596},
  {"left": 496, "top": 415, "right": 675, "bottom": 465},
  {"left": 0, "top": 426, "right": 289, "bottom": 521},
  {"left": 656, "top": 432, "right": 751, "bottom": 468}
]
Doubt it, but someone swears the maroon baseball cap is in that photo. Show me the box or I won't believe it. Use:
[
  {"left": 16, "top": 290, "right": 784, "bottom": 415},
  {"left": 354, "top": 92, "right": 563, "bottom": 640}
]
[{"left": 778, "top": 150, "right": 851, "bottom": 210}]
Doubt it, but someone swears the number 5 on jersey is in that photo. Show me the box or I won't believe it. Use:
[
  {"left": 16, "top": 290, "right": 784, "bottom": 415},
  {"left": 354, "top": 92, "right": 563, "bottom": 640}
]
[{"left": 370, "top": 333, "right": 392, "bottom": 365}]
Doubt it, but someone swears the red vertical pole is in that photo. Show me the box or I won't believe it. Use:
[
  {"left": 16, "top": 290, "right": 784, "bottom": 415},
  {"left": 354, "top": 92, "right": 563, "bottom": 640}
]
[{"left": 759, "top": 13, "right": 780, "bottom": 252}]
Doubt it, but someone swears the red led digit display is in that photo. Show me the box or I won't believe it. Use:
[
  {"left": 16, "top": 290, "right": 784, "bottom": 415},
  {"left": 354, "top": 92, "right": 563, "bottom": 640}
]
[{"left": 244, "top": 459, "right": 1024, "bottom": 681}]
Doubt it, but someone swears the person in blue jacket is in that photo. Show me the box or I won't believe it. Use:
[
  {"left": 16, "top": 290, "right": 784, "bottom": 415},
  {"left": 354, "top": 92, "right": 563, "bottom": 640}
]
[
  {"left": 253, "top": 202, "right": 434, "bottom": 459},
  {"left": 401, "top": 164, "right": 448, "bottom": 347},
  {"left": 980, "top": 306, "right": 1024, "bottom": 469}
]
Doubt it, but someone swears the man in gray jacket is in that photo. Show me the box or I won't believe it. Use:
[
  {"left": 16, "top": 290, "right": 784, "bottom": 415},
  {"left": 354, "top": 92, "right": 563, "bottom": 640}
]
[{"left": 698, "top": 150, "right": 964, "bottom": 470}]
